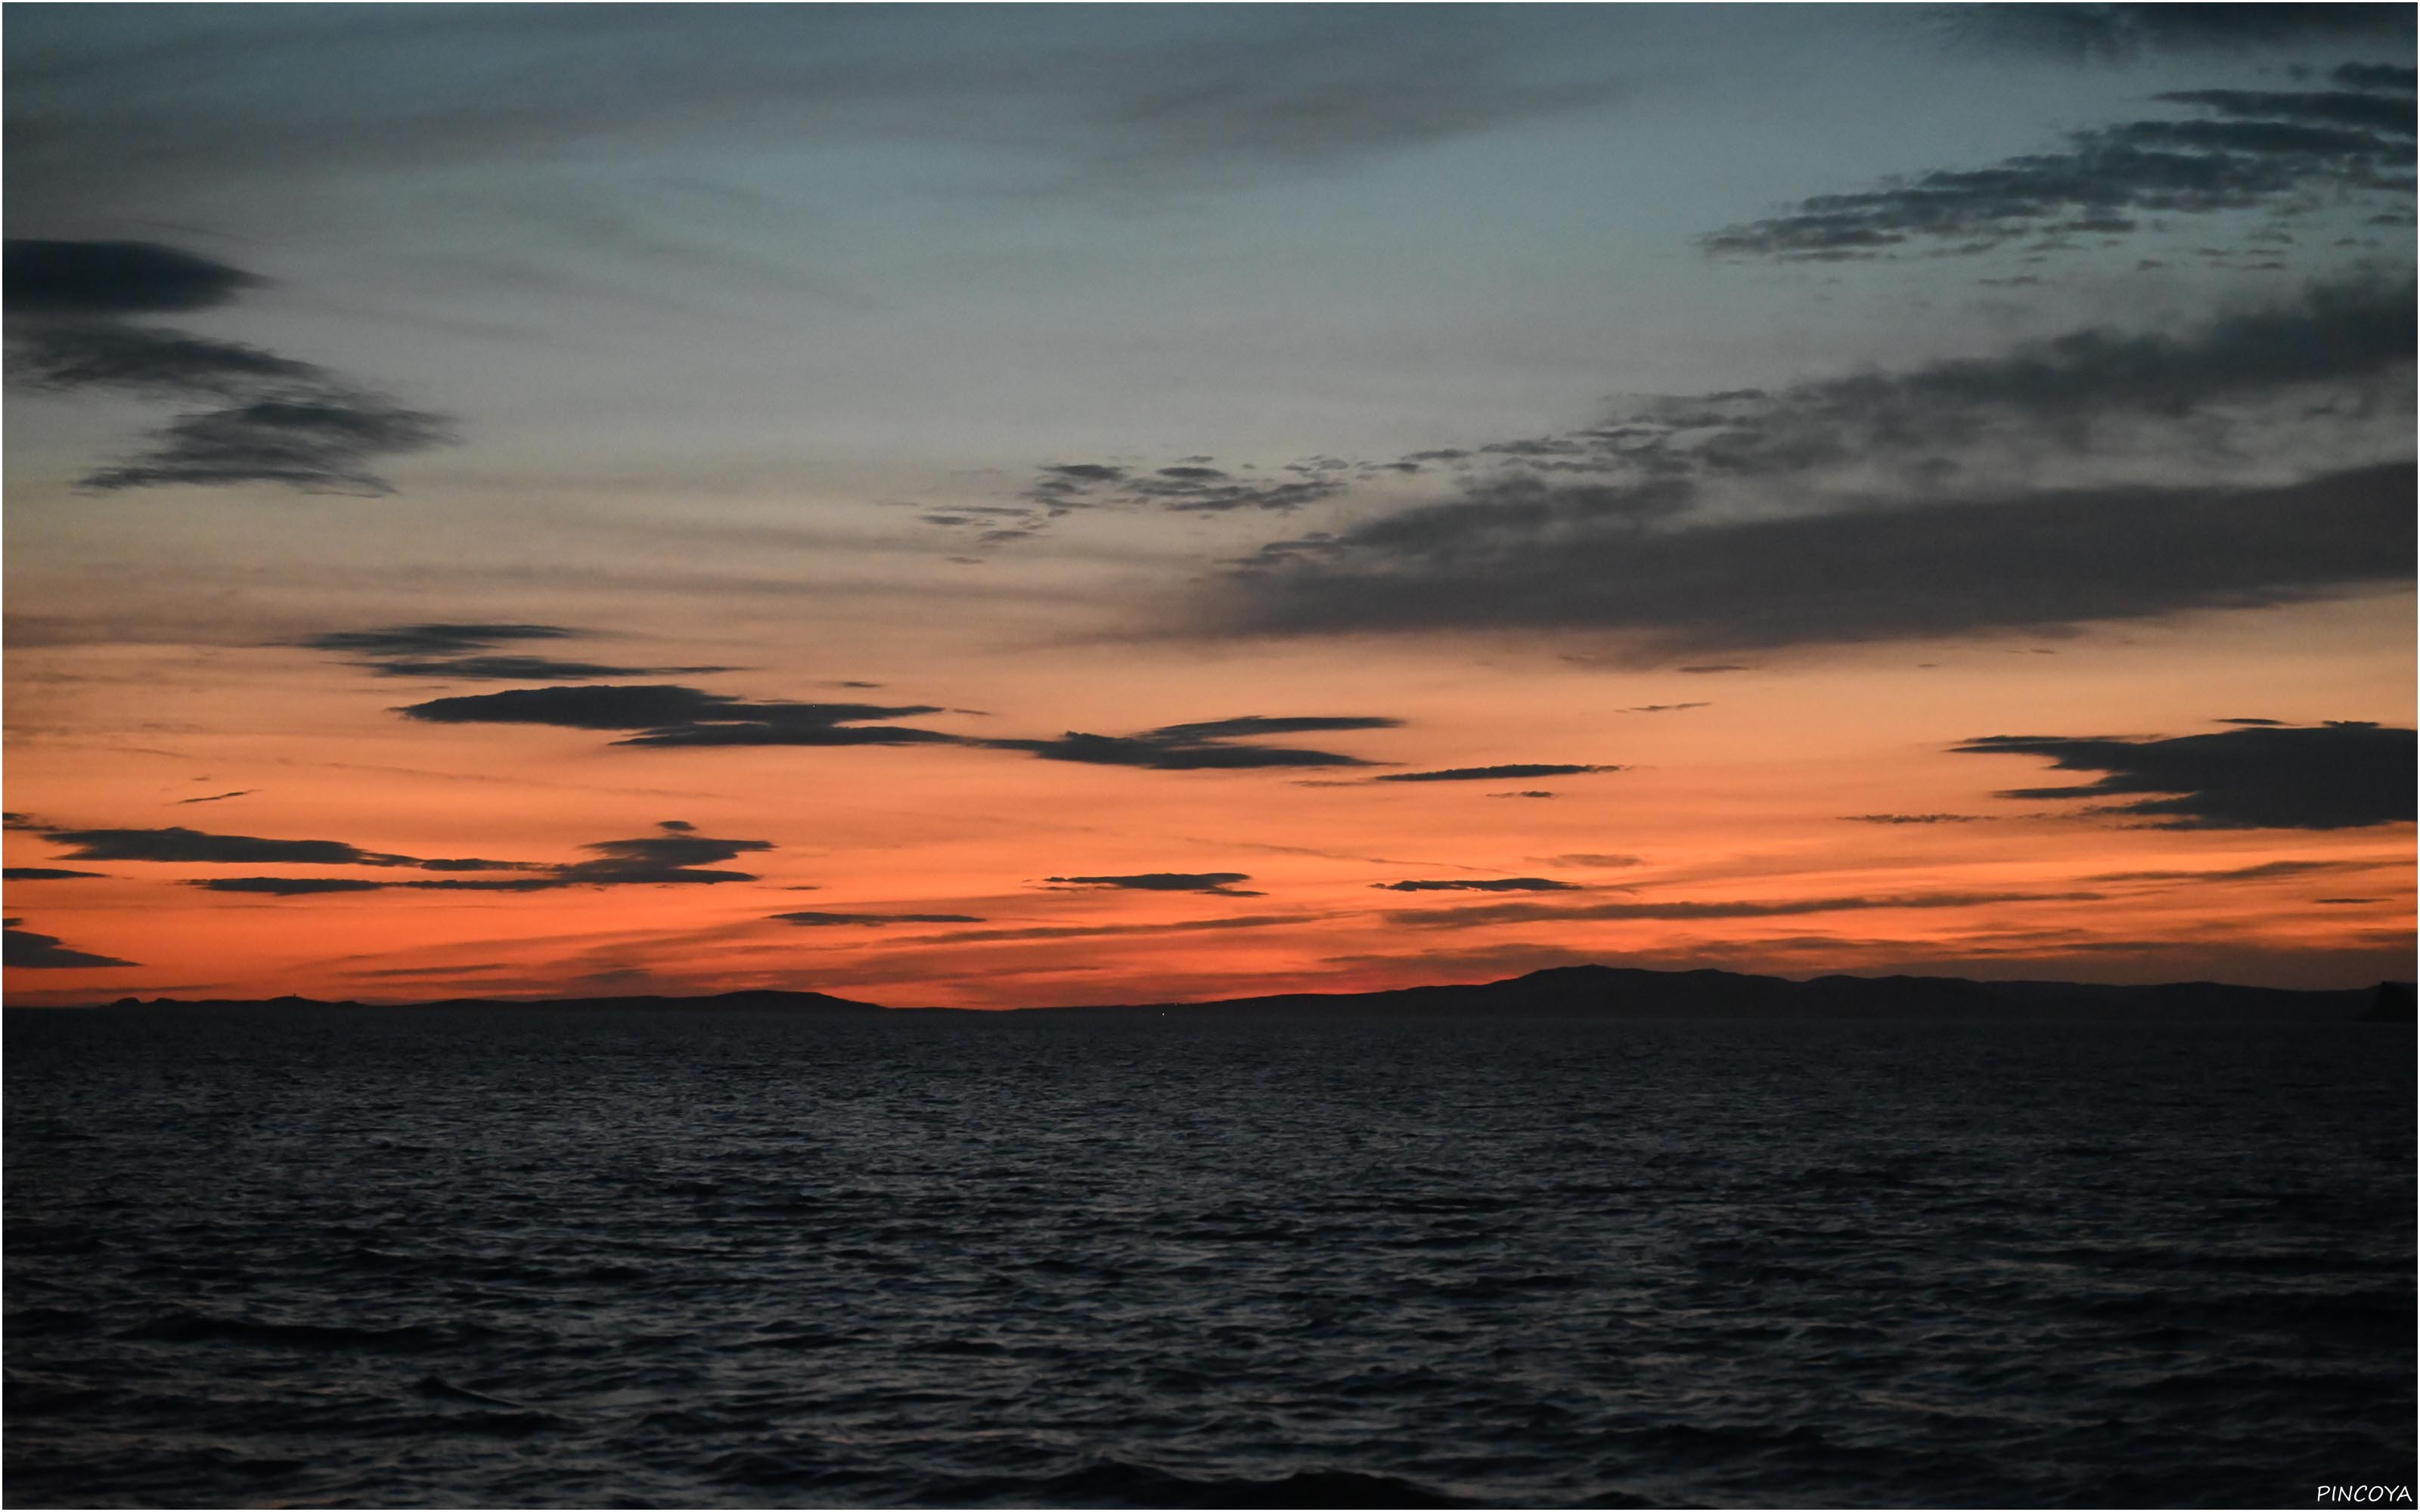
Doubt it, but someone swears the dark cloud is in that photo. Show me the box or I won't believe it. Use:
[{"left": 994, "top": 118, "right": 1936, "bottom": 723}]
[
  {"left": 11, "top": 321, "right": 321, "bottom": 397},
  {"left": 5, "top": 240, "right": 258, "bottom": 315},
  {"left": 37, "top": 824, "right": 413, "bottom": 867},
  {"left": 6, "top": 240, "right": 455, "bottom": 494},
  {"left": 194, "top": 871, "right": 576, "bottom": 895},
  {"left": 1380, "top": 890, "right": 2109, "bottom": 930},
  {"left": 78, "top": 396, "right": 454, "bottom": 496},
  {"left": 175, "top": 790, "right": 253, "bottom": 805},
  {"left": 398, "top": 684, "right": 1395, "bottom": 772},
  {"left": 983, "top": 714, "right": 1395, "bottom": 770},
  {"left": 1219, "top": 463, "right": 2412, "bottom": 655},
  {"left": 1654, "top": 278, "right": 2416, "bottom": 462},
  {"left": 3, "top": 919, "right": 135, "bottom": 968},
  {"left": 1621, "top": 702, "right": 1708, "bottom": 714},
  {"left": 300, "top": 621, "right": 731, "bottom": 681},
  {"left": 1952, "top": 6, "right": 2414, "bottom": 63},
  {"left": 1043, "top": 872, "right": 1263, "bottom": 897},
  {"left": 1533, "top": 853, "right": 1643, "bottom": 868},
  {"left": 1039, "top": 463, "right": 1125, "bottom": 485},
  {"left": 554, "top": 825, "right": 775, "bottom": 885},
  {"left": 1373, "top": 878, "right": 1579, "bottom": 892},
  {"left": 182, "top": 823, "right": 777, "bottom": 897},
  {"left": 1953, "top": 720, "right": 2417, "bottom": 829},
  {"left": 304, "top": 623, "right": 578, "bottom": 657},
  {"left": 398, "top": 683, "right": 957, "bottom": 747},
  {"left": 2, "top": 867, "right": 104, "bottom": 880},
  {"left": 34, "top": 822, "right": 557, "bottom": 884},
  {"left": 295, "top": 619, "right": 726, "bottom": 677},
  {"left": 2155, "top": 88, "right": 2416, "bottom": 136},
  {"left": 196, "top": 877, "right": 389, "bottom": 897},
  {"left": 771, "top": 911, "right": 986, "bottom": 927},
  {"left": 1700, "top": 82, "right": 2411, "bottom": 262},
  {"left": 1678, "top": 664, "right": 1752, "bottom": 674},
  {"left": 1372, "top": 764, "right": 1616, "bottom": 782}
]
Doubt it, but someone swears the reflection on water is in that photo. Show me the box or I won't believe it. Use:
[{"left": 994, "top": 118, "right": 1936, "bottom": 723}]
[{"left": 6, "top": 1006, "right": 2412, "bottom": 1506}]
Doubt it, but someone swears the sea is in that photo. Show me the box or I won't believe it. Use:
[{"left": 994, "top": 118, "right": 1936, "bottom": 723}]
[{"left": 5, "top": 1003, "right": 2412, "bottom": 1507}]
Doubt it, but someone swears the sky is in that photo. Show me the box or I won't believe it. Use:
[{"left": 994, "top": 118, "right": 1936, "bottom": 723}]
[{"left": 4, "top": 2, "right": 2414, "bottom": 1008}]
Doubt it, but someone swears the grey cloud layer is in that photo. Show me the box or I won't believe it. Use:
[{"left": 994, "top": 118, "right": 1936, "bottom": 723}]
[
  {"left": 6, "top": 9, "right": 1628, "bottom": 218},
  {"left": 6, "top": 240, "right": 454, "bottom": 494},
  {"left": 1955, "top": 721, "right": 2417, "bottom": 829},
  {"left": 1225, "top": 463, "right": 2410, "bottom": 653},
  {"left": 1190, "top": 275, "right": 2412, "bottom": 655}
]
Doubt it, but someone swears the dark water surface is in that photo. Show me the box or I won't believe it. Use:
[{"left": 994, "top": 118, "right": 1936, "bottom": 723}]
[{"left": 6, "top": 1005, "right": 2412, "bottom": 1507}]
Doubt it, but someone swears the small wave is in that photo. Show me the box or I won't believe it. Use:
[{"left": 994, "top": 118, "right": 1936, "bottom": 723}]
[
  {"left": 413, "top": 1375, "right": 528, "bottom": 1409},
  {"left": 922, "top": 1461, "right": 1474, "bottom": 1507},
  {"left": 117, "top": 1310, "right": 459, "bottom": 1350}
]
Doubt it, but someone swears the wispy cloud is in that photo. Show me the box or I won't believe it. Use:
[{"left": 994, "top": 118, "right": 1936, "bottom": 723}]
[
  {"left": 300, "top": 622, "right": 731, "bottom": 681},
  {"left": 1700, "top": 76, "right": 2412, "bottom": 262},
  {"left": 982, "top": 714, "right": 1397, "bottom": 771},
  {"left": 1372, "top": 764, "right": 1617, "bottom": 783},
  {"left": 7, "top": 239, "right": 456, "bottom": 494},
  {"left": 399, "top": 684, "right": 958, "bottom": 747}
]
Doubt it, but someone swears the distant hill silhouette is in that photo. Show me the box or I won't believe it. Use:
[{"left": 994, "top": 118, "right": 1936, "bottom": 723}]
[
  {"left": 101, "top": 987, "right": 888, "bottom": 1014},
  {"left": 1050, "top": 964, "right": 2388, "bottom": 1021},
  {"left": 2361, "top": 980, "right": 2418, "bottom": 1021},
  {"left": 65, "top": 964, "right": 2409, "bottom": 1019}
]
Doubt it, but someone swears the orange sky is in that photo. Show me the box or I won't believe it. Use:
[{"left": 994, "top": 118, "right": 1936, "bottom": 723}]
[{"left": 8, "top": 583, "right": 2411, "bottom": 1006}]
